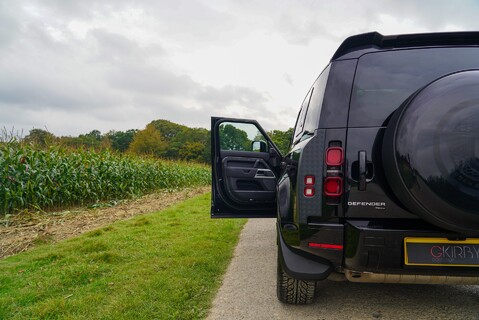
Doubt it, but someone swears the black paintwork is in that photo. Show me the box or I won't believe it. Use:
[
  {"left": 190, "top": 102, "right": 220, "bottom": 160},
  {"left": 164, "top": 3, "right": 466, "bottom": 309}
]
[
  {"left": 277, "top": 223, "right": 332, "bottom": 281},
  {"left": 211, "top": 32, "right": 479, "bottom": 282},
  {"left": 346, "top": 127, "right": 416, "bottom": 219},
  {"left": 344, "top": 219, "right": 479, "bottom": 276},
  {"left": 331, "top": 31, "right": 479, "bottom": 61}
]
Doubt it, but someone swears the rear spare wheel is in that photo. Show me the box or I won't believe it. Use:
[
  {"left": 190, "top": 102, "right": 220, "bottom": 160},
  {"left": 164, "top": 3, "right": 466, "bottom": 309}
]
[{"left": 383, "top": 70, "right": 479, "bottom": 235}]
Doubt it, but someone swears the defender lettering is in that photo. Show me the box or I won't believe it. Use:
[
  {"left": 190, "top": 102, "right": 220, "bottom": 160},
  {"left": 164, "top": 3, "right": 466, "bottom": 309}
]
[{"left": 348, "top": 201, "right": 386, "bottom": 208}]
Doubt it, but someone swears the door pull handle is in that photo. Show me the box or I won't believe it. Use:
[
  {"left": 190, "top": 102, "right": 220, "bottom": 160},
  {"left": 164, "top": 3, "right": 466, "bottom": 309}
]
[{"left": 358, "top": 151, "right": 367, "bottom": 191}]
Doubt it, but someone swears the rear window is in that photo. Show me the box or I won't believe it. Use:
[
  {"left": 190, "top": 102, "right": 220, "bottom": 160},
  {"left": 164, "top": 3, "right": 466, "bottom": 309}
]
[{"left": 349, "top": 47, "right": 479, "bottom": 127}]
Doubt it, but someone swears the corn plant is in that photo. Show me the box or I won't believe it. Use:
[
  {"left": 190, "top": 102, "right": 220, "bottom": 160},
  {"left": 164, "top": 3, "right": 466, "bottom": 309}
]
[{"left": 0, "top": 143, "right": 210, "bottom": 214}]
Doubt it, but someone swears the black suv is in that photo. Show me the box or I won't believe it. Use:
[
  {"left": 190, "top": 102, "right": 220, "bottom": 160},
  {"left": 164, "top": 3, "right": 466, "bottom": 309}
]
[{"left": 211, "top": 32, "right": 479, "bottom": 304}]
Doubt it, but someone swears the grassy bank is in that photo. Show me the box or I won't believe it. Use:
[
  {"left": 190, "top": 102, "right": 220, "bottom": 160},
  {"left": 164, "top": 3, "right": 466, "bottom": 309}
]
[
  {"left": 0, "top": 193, "right": 246, "bottom": 319},
  {"left": 0, "top": 143, "right": 210, "bottom": 214}
]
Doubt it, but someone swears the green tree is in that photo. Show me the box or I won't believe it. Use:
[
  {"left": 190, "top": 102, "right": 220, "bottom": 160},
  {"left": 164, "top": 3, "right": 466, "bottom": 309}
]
[
  {"left": 59, "top": 130, "right": 104, "bottom": 150},
  {"left": 149, "top": 119, "right": 209, "bottom": 162},
  {"left": 128, "top": 124, "right": 167, "bottom": 157},
  {"left": 173, "top": 127, "right": 209, "bottom": 160},
  {"left": 219, "top": 124, "right": 250, "bottom": 151},
  {"left": 151, "top": 120, "right": 189, "bottom": 158},
  {"left": 179, "top": 141, "right": 206, "bottom": 161},
  {"left": 106, "top": 129, "right": 137, "bottom": 152},
  {"left": 23, "top": 129, "right": 56, "bottom": 148},
  {"left": 151, "top": 119, "right": 186, "bottom": 140},
  {"left": 268, "top": 128, "right": 293, "bottom": 154},
  {"left": 203, "top": 131, "right": 211, "bottom": 163},
  {"left": 78, "top": 130, "right": 103, "bottom": 149},
  {"left": 85, "top": 130, "right": 101, "bottom": 141}
]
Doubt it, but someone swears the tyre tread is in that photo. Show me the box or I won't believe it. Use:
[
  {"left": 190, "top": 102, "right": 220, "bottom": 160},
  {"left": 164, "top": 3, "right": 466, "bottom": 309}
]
[{"left": 277, "top": 263, "right": 316, "bottom": 305}]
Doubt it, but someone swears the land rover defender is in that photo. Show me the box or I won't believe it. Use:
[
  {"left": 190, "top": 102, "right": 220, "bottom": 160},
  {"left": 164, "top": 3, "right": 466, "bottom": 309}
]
[{"left": 211, "top": 31, "right": 479, "bottom": 304}]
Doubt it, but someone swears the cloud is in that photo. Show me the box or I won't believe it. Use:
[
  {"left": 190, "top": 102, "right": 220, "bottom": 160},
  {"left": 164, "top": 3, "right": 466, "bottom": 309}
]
[
  {"left": 0, "top": 3, "right": 22, "bottom": 51},
  {"left": 0, "top": 1, "right": 269, "bottom": 135},
  {"left": 283, "top": 73, "right": 293, "bottom": 86},
  {"left": 1, "top": 0, "right": 479, "bottom": 136},
  {"left": 269, "top": 0, "right": 479, "bottom": 46}
]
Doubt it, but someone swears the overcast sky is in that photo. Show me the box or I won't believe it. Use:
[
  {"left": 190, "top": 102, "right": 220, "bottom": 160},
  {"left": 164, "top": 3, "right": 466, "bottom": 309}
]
[{"left": 1, "top": 0, "right": 478, "bottom": 137}]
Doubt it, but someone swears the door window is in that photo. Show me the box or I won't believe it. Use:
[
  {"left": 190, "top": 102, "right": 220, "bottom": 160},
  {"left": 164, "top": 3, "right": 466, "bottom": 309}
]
[
  {"left": 350, "top": 47, "right": 479, "bottom": 127},
  {"left": 304, "top": 65, "right": 331, "bottom": 133},
  {"left": 219, "top": 122, "right": 267, "bottom": 152},
  {"left": 293, "top": 88, "right": 313, "bottom": 141}
]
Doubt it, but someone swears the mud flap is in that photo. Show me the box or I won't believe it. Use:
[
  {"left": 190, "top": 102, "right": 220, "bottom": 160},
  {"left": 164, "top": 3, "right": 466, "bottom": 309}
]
[{"left": 277, "top": 225, "right": 332, "bottom": 281}]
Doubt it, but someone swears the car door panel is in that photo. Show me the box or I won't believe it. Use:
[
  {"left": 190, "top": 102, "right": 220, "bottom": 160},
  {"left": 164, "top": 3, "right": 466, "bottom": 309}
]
[
  {"left": 222, "top": 156, "right": 276, "bottom": 203},
  {"left": 211, "top": 117, "right": 282, "bottom": 218}
]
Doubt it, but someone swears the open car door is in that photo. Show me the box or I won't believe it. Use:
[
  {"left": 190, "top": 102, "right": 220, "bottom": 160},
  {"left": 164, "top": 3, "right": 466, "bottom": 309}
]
[{"left": 211, "top": 117, "right": 282, "bottom": 218}]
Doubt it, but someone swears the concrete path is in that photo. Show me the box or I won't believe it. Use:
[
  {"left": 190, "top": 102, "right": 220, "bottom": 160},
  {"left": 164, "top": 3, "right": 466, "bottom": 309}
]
[
  {"left": 207, "top": 218, "right": 279, "bottom": 319},
  {"left": 207, "top": 219, "right": 479, "bottom": 320}
]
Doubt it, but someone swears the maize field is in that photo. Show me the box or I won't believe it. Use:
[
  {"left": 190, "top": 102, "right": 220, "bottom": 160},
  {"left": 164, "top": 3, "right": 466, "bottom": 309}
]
[{"left": 0, "top": 142, "right": 210, "bottom": 214}]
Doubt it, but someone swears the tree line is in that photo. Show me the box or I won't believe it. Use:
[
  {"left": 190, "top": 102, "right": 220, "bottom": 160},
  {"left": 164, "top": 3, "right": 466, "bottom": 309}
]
[{"left": 22, "top": 120, "right": 293, "bottom": 163}]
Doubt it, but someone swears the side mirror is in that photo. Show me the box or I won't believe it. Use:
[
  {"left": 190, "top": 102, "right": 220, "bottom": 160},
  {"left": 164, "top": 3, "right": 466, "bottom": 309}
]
[{"left": 252, "top": 141, "right": 267, "bottom": 152}]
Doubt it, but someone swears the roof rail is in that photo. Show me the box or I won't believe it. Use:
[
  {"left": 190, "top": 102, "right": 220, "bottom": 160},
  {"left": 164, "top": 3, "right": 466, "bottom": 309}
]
[{"left": 331, "top": 31, "right": 479, "bottom": 60}]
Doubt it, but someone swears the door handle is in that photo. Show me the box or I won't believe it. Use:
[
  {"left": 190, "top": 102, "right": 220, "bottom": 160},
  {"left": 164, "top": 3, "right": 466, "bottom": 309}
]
[
  {"left": 254, "top": 169, "right": 275, "bottom": 179},
  {"left": 358, "top": 151, "right": 367, "bottom": 191}
]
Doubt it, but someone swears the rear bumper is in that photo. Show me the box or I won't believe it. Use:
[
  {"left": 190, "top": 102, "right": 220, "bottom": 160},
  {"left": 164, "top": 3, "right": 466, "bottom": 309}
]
[
  {"left": 343, "top": 269, "right": 479, "bottom": 284},
  {"left": 281, "top": 219, "right": 479, "bottom": 281},
  {"left": 344, "top": 219, "right": 479, "bottom": 277}
]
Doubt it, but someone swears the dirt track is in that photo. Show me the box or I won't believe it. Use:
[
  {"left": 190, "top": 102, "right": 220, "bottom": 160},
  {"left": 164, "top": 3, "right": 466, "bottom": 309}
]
[
  {"left": 0, "top": 186, "right": 209, "bottom": 259},
  {"left": 207, "top": 219, "right": 479, "bottom": 320}
]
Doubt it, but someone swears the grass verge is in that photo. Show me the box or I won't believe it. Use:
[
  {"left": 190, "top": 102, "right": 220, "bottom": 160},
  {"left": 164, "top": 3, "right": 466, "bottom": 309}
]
[{"left": 0, "top": 193, "right": 246, "bottom": 319}]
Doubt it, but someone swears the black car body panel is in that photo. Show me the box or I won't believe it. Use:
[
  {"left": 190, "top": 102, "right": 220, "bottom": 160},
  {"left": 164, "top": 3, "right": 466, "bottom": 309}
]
[
  {"left": 331, "top": 31, "right": 479, "bottom": 61},
  {"left": 346, "top": 127, "right": 416, "bottom": 219}
]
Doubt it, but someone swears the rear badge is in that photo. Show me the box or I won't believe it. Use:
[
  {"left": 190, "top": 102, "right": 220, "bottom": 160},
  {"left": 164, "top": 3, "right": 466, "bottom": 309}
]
[{"left": 348, "top": 201, "right": 386, "bottom": 210}]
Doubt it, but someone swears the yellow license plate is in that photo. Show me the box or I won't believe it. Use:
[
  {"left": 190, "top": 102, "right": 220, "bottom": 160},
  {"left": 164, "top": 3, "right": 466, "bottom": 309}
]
[{"left": 404, "top": 237, "right": 479, "bottom": 267}]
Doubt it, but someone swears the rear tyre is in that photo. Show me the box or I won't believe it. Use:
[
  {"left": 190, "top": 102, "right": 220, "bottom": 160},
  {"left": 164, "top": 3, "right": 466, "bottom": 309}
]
[{"left": 277, "top": 256, "right": 316, "bottom": 305}]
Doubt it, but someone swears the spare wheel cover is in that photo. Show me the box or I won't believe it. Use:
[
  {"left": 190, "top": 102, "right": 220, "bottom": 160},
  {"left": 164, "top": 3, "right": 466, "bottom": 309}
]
[{"left": 383, "top": 70, "right": 479, "bottom": 235}]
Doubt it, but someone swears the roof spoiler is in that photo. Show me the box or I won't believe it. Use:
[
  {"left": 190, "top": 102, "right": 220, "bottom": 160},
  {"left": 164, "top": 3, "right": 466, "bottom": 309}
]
[{"left": 331, "top": 31, "right": 479, "bottom": 61}]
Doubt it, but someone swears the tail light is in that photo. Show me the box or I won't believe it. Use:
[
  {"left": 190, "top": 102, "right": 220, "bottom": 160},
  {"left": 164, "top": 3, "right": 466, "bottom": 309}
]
[
  {"left": 304, "top": 175, "right": 315, "bottom": 197},
  {"left": 305, "top": 176, "right": 315, "bottom": 185},
  {"left": 326, "top": 147, "right": 344, "bottom": 166},
  {"left": 302, "top": 146, "right": 344, "bottom": 200},
  {"left": 324, "top": 177, "right": 343, "bottom": 196},
  {"left": 324, "top": 146, "right": 344, "bottom": 200},
  {"left": 308, "top": 242, "right": 343, "bottom": 250},
  {"left": 304, "top": 186, "right": 315, "bottom": 197}
]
